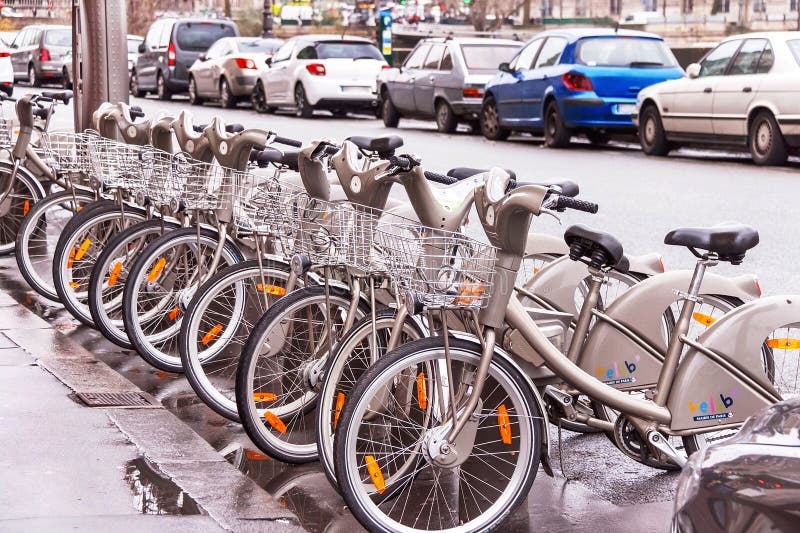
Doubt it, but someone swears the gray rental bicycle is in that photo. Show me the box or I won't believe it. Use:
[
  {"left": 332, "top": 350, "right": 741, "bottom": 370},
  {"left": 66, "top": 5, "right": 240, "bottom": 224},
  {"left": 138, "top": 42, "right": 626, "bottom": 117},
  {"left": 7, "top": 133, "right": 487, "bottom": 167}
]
[{"left": 333, "top": 168, "right": 799, "bottom": 533}]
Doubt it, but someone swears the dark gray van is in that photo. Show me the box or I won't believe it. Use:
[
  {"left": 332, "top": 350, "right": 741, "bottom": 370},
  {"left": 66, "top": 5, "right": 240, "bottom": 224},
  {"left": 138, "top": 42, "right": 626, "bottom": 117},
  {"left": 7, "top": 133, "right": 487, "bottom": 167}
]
[
  {"left": 131, "top": 17, "right": 239, "bottom": 100},
  {"left": 9, "top": 25, "right": 72, "bottom": 87}
]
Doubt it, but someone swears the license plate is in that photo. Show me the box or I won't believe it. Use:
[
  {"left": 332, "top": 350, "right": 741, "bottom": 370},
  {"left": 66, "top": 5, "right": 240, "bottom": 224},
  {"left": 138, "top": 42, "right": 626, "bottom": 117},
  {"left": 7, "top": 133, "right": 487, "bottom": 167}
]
[
  {"left": 614, "top": 104, "right": 636, "bottom": 115},
  {"left": 340, "top": 86, "right": 369, "bottom": 93}
]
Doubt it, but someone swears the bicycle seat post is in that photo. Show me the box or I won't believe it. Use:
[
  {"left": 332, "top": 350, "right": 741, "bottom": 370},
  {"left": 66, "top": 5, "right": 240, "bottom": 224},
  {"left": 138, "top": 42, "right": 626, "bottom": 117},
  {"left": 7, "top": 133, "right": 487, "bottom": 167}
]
[{"left": 566, "top": 266, "right": 605, "bottom": 364}]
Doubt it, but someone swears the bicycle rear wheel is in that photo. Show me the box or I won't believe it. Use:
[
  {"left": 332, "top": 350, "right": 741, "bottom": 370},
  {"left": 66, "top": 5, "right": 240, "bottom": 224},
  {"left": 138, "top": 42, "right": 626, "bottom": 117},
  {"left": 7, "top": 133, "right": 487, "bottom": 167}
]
[
  {"left": 334, "top": 336, "right": 543, "bottom": 533},
  {"left": 0, "top": 164, "right": 46, "bottom": 256}
]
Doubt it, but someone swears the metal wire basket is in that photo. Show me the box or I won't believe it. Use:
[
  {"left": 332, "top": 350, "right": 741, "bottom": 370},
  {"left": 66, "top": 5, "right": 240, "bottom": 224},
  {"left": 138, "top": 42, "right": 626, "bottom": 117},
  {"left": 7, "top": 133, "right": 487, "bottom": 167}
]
[
  {"left": 138, "top": 146, "right": 180, "bottom": 205},
  {"left": 40, "top": 131, "right": 92, "bottom": 176},
  {"left": 375, "top": 222, "right": 498, "bottom": 309},
  {"left": 169, "top": 152, "right": 232, "bottom": 211},
  {"left": 0, "top": 102, "right": 14, "bottom": 148},
  {"left": 86, "top": 137, "right": 149, "bottom": 190},
  {"left": 232, "top": 172, "right": 302, "bottom": 235}
]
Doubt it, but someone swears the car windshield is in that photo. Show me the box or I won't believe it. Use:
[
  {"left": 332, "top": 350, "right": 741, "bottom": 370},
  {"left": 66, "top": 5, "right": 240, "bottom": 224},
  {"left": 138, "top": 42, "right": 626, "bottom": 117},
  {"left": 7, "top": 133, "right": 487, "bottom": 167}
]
[
  {"left": 239, "top": 38, "right": 283, "bottom": 53},
  {"left": 44, "top": 28, "right": 71, "bottom": 47},
  {"left": 314, "top": 41, "right": 383, "bottom": 60},
  {"left": 176, "top": 22, "right": 236, "bottom": 52},
  {"left": 576, "top": 37, "right": 677, "bottom": 67},
  {"left": 128, "top": 39, "right": 142, "bottom": 54},
  {"left": 460, "top": 44, "right": 521, "bottom": 71},
  {"left": 788, "top": 39, "right": 800, "bottom": 66}
]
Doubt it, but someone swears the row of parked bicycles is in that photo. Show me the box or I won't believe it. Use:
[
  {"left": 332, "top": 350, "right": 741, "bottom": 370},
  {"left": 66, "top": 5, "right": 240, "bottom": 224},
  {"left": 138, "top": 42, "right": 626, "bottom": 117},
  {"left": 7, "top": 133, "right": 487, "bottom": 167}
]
[{"left": 1, "top": 89, "right": 798, "bottom": 532}]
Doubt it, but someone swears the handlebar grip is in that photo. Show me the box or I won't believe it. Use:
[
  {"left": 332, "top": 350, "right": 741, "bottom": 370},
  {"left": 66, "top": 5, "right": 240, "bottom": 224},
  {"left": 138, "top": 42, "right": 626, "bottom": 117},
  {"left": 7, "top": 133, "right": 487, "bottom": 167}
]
[
  {"left": 226, "top": 123, "right": 244, "bottom": 133},
  {"left": 555, "top": 195, "right": 598, "bottom": 214},
  {"left": 192, "top": 123, "right": 207, "bottom": 133},
  {"left": 388, "top": 154, "right": 420, "bottom": 172},
  {"left": 271, "top": 134, "right": 302, "bottom": 148},
  {"left": 424, "top": 171, "right": 458, "bottom": 185},
  {"left": 41, "top": 90, "right": 73, "bottom": 104},
  {"left": 129, "top": 107, "right": 145, "bottom": 119}
]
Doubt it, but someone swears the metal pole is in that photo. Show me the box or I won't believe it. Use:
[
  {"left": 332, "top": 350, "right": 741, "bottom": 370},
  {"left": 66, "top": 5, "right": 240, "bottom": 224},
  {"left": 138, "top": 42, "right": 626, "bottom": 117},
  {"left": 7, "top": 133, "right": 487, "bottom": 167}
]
[
  {"left": 73, "top": 0, "right": 129, "bottom": 132},
  {"left": 263, "top": 0, "right": 274, "bottom": 37}
]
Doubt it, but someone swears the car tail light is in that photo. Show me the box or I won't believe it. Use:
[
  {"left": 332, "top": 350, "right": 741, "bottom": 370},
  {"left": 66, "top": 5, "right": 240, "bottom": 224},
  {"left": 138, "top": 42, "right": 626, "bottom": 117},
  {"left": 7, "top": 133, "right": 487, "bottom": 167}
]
[
  {"left": 463, "top": 86, "right": 484, "bottom": 98},
  {"left": 234, "top": 58, "right": 257, "bottom": 69},
  {"left": 562, "top": 72, "right": 593, "bottom": 92},
  {"left": 39, "top": 48, "right": 51, "bottom": 62},
  {"left": 168, "top": 42, "right": 176, "bottom": 67},
  {"left": 0, "top": 51, "right": 9, "bottom": 58},
  {"left": 381, "top": 64, "right": 391, "bottom": 70},
  {"left": 305, "top": 63, "right": 326, "bottom": 76}
]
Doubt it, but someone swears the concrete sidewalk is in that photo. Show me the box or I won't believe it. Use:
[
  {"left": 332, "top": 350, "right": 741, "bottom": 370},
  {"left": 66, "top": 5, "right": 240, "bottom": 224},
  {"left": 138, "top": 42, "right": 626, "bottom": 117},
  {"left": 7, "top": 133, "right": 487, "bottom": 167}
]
[{"left": 0, "top": 289, "right": 303, "bottom": 532}]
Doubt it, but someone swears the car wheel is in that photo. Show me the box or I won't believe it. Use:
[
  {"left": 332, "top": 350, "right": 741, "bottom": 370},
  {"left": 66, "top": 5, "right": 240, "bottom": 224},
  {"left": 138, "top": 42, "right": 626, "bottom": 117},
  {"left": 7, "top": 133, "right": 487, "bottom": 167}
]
[
  {"left": 220, "top": 78, "right": 236, "bottom": 109},
  {"left": 130, "top": 70, "right": 145, "bottom": 98},
  {"left": 156, "top": 72, "right": 171, "bottom": 101},
  {"left": 749, "top": 110, "right": 788, "bottom": 166},
  {"left": 27, "top": 64, "right": 40, "bottom": 88},
  {"left": 294, "top": 84, "right": 313, "bottom": 118},
  {"left": 435, "top": 100, "right": 458, "bottom": 133},
  {"left": 480, "top": 97, "right": 509, "bottom": 141},
  {"left": 639, "top": 105, "right": 670, "bottom": 156},
  {"left": 62, "top": 67, "right": 71, "bottom": 90},
  {"left": 188, "top": 76, "right": 203, "bottom": 106},
  {"left": 381, "top": 92, "right": 400, "bottom": 128},
  {"left": 252, "top": 80, "right": 273, "bottom": 114},
  {"left": 544, "top": 100, "right": 572, "bottom": 148}
]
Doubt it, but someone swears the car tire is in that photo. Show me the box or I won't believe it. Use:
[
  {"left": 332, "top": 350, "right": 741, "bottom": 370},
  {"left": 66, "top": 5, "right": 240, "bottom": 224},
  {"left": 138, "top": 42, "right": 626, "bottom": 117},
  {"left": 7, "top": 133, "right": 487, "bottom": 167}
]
[
  {"left": 639, "top": 105, "right": 670, "bottom": 156},
  {"left": 480, "top": 96, "right": 509, "bottom": 141},
  {"left": 220, "top": 78, "right": 236, "bottom": 109},
  {"left": 27, "top": 64, "right": 40, "bottom": 88},
  {"left": 252, "top": 80, "right": 274, "bottom": 113},
  {"left": 188, "top": 76, "right": 203, "bottom": 106},
  {"left": 435, "top": 100, "right": 458, "bottom": 133},
  {"left": 381, "top": 92, "right": 400, "bottom": 128},
  {"left": 749, "top": 110, "right": 788, "bottom": 166},
  {"left": 62, "top": 67, "right": 72, "bottom": 90},
  {"left": 156, "top": 72, "right": 171, "bottom": 101},
  {"left": 544, "top": 100, "right": 572, "bottom": 148},
  {"left": 130, "top": 70, "right": 145, "bottom": 98},
  {"left": 294, "top": 84, "right": 313, "bottom": 118}
]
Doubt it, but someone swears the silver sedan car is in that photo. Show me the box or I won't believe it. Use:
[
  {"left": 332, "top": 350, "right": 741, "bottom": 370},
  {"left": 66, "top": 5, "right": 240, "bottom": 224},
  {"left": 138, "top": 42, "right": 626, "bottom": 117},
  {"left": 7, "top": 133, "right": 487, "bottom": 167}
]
[{"left": 635, "top": 31, "right": 800, "bottom": 166}]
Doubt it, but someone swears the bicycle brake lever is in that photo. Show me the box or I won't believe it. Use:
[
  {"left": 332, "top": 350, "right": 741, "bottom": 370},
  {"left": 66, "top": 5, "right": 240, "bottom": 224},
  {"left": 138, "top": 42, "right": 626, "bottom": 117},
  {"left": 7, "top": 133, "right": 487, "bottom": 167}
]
[{"left": 540, "top": 208, "right": 562, "bottom": 225}]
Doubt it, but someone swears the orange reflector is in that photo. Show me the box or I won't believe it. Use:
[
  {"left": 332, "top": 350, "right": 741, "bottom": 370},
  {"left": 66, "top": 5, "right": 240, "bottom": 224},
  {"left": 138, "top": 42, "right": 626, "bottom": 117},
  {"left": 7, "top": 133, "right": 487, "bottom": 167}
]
[
  {"left": 168, "top": 306, "right": 181, "bottom": 321},
  {"left": 76, "top": 205, "right": 83, "bottom": 212},
  {"left": 107, "top": 262, "right": 123, "bottom": 287},
  {"left": 534, "top": 267, "right": 541, "bottom": 274},
  {"left": 767, "top": 338, "right": 800, "bottom": 350},
  {"left": 69, "top": 281, "right": 79, "bottom": 290},
  {"left": 201, "top": 323, "right": 223, "bottom": 346},
  {"left": 416, "top": 372, "right": 427, "bottom": 410},
  {"left": 245, "top": 450, "right": 270, "bottom": 461},
  {"left": 263, "top": 411, "right": 286, "bottom": 434},
  {"left": 22, "top": 200, "right": 29, "bottom": 216},
  {"left": 74, "top": 238, "right": 91, "bottom": 261},
  {"left": 365, "top": 455, "right": 386, "bottom": 494},
  {"left": 155, "top": 371, "right": 170, "bottom": 379},
  {"left": 257, "top": 283, "right": 287, "bottom": 296},
  {"left": 498, "top": 404, "right": 512, "bottom": 445},
  {"left": 147, "top": 257, "right": 166, "bottom": 282},
  {"left": 253, "top": 392, "right": 277, "bottom": 402},
  {"left": 692, "top": 312, "right": 716, "bottom": 327},
  {"left": 67, "top": 247, "right": 76, "bottom": 268},
  {"left": 333, "top": 392, "right": 345, "bottom": 429}
]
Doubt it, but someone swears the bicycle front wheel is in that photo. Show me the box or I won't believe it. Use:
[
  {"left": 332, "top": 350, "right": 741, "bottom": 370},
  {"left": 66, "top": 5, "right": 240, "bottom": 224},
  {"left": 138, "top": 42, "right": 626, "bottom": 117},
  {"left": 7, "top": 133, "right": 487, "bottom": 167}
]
[
  {"left": 334, "top": 336, "right": 543, "bottom": 533},
  {"left": 0, "top": 164, "right": 46, "bottom": 256}
]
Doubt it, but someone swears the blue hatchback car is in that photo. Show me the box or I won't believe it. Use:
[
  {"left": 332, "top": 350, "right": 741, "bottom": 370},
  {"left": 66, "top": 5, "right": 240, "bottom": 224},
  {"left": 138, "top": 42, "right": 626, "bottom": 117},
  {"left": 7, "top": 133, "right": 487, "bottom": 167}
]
[{"left": 480, "top": 28, "right": 684, "bottom": 147}]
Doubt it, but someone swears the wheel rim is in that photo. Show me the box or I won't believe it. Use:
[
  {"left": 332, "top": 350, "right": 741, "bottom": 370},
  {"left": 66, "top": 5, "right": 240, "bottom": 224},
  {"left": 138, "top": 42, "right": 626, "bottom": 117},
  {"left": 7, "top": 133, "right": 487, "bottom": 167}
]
[
  {"left": 483, "top": 103, "right": 497, "bottom": 135},
  {"left": 295, "top": 86, "right": 305, "bottom": 115},
  {"left": 644, "top": 115, "right": 657, "bottom": 145},
  {"left": 131, "top": 74, "right": 138, "bottom": 94},
  {"left": 547, "top": 108, "right": 558, "bottom": 137},
  {"left": 436, "top": 104, "right": 447, "bottom": 128},
  {"left": 157, "top": 76, "right": 164, "bottom": 97},
  {"left": 28, "top": 67, "right": 35, "bottom": 85},
  {"left": 754, "top": 120, "right": 773, "bottom": 156},
  {"left": 189, "top": 79, "right": 196, "bottom": 102},
  {"left": 221, "top": 80, "right": 229, "bottom": 106},
  {"left": 253, "top": 84, "right": 265, "bottom": 111}
]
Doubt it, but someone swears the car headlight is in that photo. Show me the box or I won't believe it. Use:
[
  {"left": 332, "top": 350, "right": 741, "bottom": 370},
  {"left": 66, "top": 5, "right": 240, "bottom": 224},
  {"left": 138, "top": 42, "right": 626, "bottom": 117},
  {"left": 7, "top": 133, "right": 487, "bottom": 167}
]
[{"left": 674, "top": 449, "right": 705, "bottom": 514}]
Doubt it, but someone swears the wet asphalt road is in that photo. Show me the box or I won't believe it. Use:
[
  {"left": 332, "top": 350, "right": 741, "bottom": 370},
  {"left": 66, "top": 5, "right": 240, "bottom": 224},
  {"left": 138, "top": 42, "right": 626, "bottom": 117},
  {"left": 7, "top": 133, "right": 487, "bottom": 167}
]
[{"left": 7, "top": 85, "right": 800, "bottom": 530}]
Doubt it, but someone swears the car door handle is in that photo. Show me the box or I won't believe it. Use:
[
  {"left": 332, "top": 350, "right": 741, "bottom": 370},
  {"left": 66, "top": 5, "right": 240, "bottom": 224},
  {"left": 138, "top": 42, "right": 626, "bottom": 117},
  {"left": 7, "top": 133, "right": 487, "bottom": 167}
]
[
  {"left": 742, "top": 87, "right": 752, "bottom": 93},
  {"left": 429, "top": 75, "right": 435, "bottom": 83},
  {"left": 703, "top": 87, "right": 712, "bottom": 93}
]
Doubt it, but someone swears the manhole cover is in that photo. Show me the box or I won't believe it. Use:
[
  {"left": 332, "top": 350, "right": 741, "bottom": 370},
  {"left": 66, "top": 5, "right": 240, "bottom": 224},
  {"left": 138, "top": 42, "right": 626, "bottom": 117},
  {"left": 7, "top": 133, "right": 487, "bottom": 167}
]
[{"left": 75, "top": 392, "right": 158, "bottom": 407}]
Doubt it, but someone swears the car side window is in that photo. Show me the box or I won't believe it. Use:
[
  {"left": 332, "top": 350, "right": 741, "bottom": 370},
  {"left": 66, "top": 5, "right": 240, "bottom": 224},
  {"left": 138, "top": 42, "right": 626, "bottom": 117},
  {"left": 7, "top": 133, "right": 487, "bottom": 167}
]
[
  {"left": 756, "top": 42, "right": 774, "bottom": 73},
  {"left": 296, "top": 44, "right": 317, "bottom": 60},
  {"left": 11, "top": 29, "right": 26, "bottom": 48},
  {"left": 144, "top": 22, "right": 161, "bottom": 50},
  {"left": 728, "top": 38, "right": 767, "bottom": 75},
  {"left": 404, "top": 44, "right": 430, "bottom": 70},
  {"left": 533, "top": 37, "right": 567, "bottom": 69},
  {"left": 158, "top": 22, "right": 172, "bottom": 49},
  {"left": 699, "top": 40, "right": 741, "bottom": 77},
  {"left": 423, "top": 44, "right": 445, "bottom": 70},
  {"left": 440, "top": 47, "right": 452, "bottom": 70},
  {"left": 272, "top": 41, "right": 294, "bottom": 62},
  {"left": 511, "top": 39, "right": 543, "bottom": 70}
]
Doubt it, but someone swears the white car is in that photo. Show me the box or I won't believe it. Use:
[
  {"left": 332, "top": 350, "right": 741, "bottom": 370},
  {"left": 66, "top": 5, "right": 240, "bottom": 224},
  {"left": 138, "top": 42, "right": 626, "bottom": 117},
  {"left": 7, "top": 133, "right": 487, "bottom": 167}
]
[
  {"left": 252, "top": 35, "right": 387, "bottom": 117},
  {"left": 0, "top": 44, "right": 13, "bottom": 96},
  {"left": 634, "top": 31, "right": 800, "bottom": 166}
]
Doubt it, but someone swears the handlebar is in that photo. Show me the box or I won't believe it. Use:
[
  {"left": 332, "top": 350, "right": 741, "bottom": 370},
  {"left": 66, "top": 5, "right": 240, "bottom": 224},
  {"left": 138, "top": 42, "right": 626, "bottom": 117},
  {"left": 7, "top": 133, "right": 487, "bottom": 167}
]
[
  {"left": 129, "top": 106, "right": 145, "bottom": 119},
  {"left": 268, "top": 132, "right": 302, "bottom": 148},
  {"left": 40, "top": 90, "right": 73, "bottom": 104},
  {"left": 192, "top": 123, "right": 245, "bottom": 133},
  {"left": 553, "top": 195, "right": 598, "bottom": 214},
  {"left": 423, "top": 171, "right": 458, "bottom": 185}
]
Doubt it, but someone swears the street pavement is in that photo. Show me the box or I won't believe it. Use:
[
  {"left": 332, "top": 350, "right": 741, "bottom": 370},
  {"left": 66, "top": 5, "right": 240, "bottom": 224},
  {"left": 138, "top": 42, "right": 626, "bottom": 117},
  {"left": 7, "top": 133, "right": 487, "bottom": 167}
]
[{"left": 4, "top": 86, "right": 797, "bottom": 531}]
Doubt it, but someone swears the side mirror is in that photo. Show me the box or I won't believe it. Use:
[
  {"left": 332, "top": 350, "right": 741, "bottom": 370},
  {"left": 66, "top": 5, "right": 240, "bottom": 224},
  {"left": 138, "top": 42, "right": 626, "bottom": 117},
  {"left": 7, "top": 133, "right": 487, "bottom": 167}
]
[
  {"left": 686, "top": 63, "right": 701, "bottom": 79},
  {"left": 265, "top": 56, "right": 272, "bottom": 66},
  {"left": 198, "top": 53, "right": 207, "bottom": 61},
  {"left": 138, "top": 42, "right": 146, "bottom": 54},
  {"left": 498, "top": 62, "right": 514, "bottom": 74}
]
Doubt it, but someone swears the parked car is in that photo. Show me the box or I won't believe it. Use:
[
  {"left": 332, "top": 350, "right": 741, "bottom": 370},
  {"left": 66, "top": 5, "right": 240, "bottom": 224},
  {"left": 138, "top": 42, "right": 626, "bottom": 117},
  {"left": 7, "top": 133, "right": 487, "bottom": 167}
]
[
  {"left": 132, "top": 17, "right": 239, "bottom": 100},
  {"left": 63, "top": 34, "right": 143, "bottom": 90},
  {"left": 9, "top": 24, "right": 71, "bottom": 87},
  {"left": 252, "top": 35, "right": 387, "bottom": 117},
  {"left": 188, "top": 37, "right": 283, "bottom": 108},
  {"left": 672, "top": 396, "right": 800, "bottom": 533},
  {"left": 378, "top": 37, "right": 522, "bottom": 133},
  {"left": 0, "top": 44, "right": 13, "bottom": 96},
  {"left": 635, "top": 31, "right": 800, "bottom": 166},
  {"left": 481, "top": 28, "right": 684, "bottom": 147}
]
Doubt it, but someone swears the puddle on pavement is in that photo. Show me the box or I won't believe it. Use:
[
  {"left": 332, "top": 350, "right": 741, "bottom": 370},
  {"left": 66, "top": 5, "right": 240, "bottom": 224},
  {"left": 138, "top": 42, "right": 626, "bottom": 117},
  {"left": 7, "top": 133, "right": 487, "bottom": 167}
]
[{"left": 124, "top": 457, "right": 202, "bottom": 515}]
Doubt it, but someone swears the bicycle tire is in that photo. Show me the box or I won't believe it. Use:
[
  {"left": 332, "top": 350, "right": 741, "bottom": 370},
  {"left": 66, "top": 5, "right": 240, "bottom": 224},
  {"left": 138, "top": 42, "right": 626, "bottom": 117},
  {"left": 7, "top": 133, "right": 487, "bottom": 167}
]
[{"left": 0, "top": 163, "right": 46, "bottom": 255}]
